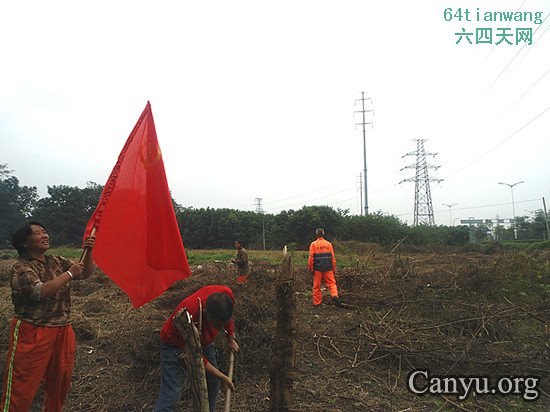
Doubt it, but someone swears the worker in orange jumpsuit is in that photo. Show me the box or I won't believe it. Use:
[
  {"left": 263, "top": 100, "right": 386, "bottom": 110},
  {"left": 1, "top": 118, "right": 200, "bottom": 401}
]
[{"left": 308, "top": 228, "right": 340, "bottom": 306}]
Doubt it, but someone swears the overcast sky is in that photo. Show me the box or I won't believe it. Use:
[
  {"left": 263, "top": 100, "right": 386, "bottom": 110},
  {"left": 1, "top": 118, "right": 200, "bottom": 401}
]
[{"left": 1, "top": 0, "right": 548, "bottom": 226}]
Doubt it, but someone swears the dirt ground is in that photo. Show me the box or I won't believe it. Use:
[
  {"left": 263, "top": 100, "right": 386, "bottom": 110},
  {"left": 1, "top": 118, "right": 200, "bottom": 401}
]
[{"left": 0, "top": 249, "right": 549, "bottom": 411}]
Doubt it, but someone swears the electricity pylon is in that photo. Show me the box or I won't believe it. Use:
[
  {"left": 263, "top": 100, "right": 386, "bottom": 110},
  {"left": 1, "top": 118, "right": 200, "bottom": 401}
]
[{"left": 399, "top": 139, "right": 442, "bottom": 226}]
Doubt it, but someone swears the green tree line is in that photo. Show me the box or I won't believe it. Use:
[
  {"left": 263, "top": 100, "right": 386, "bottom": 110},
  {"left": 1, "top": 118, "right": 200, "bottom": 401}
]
[{"left": 1, "top": 164, "right": 545, "bottom": 250}]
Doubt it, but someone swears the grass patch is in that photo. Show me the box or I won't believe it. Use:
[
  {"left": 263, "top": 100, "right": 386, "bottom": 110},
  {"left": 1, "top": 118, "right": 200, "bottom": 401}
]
[
  {"left": 0, "top": 249, "right": 17, "bottom": 259},
  {"left": 186, "top": 250, "right": 235, "bottom": 265},
  {"left": 1, "top": 245, "right": 368, "bottom": 269},
  {"left": 0, "top": 247, "right": 83, "bottom": 260},
  {"left": 499, "top": 240, "right": 550, "bottom": 251},
  {"left": 528, "top": 239, "right": 550, "bottom": 251},
  {"left": 187, "top": 249, "right": 310, "bottom": 266},
  {"left": 48, "top": 247, "right": 86, "bottom": 260},
  {"left": 500, "top": 241, "right": 532, "bottom": 250}
]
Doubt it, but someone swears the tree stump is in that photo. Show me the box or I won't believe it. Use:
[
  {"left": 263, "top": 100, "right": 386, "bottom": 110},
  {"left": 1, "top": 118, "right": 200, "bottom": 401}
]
[
  {"left": 173, "top": 309, "right": 209, "bottom": 412},
  {"left": 269, "top": 253, "right": 297, "bottom": 412}
]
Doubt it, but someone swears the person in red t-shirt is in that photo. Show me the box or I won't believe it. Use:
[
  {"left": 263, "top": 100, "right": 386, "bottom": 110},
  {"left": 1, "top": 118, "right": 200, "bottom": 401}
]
[{"left": 154, "top": 285, "right": 239, "bottom": 412}]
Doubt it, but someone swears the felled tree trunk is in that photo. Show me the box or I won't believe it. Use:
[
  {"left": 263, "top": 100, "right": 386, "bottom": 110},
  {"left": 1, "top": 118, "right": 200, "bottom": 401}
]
[
  {"left": 269, "top": 253, "right": 297, "bottom": 412},
  {"left": 173, "top": 309, "right": 209, "bottom": 412}
]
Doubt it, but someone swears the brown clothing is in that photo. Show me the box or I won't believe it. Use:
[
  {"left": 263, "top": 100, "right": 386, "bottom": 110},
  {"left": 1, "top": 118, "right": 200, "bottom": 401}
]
[
  {"left": 10, "top": 255, "right": 74, "bottom": 326},
  {"left": 234, "top": 248, "right": 249, "bottom": 276}
]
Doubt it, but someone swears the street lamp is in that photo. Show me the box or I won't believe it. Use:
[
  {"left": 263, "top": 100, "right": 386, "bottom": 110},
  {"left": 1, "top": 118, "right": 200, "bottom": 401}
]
[
  {"left": 498, "top": 181, "right": 524, "bottom": 240},
  {"left": 442, "top": 203, "right": 458, "bottom": 226}
]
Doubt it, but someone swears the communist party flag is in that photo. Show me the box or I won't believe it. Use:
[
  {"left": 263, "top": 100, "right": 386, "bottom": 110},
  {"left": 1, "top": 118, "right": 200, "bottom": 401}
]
[{"left": 83, "top": 102, "right": 191, "bottom": 308}]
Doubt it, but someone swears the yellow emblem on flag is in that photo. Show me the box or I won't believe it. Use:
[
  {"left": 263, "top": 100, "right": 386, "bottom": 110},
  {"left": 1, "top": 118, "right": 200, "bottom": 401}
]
[{"left": 139, "top": 139, "right": 162, "bottom": 169}]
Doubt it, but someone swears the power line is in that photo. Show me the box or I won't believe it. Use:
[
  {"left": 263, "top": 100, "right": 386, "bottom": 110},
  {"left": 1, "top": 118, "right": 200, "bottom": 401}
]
[
  {"left": 208, "top": 101, "right": 546, "bottom": 215},
  {"left": 269, "top": 197, "right": 357, "bottom": 215},
  {"left": 511, "top": 68, "right": 550, "bottom": 107},
  {"left": 260, "top": 183, "right": 342, "bottom": 206},
  {"left": 485, "top": 11, "right": 550, "bottom": 94},
  {"left": 482, "top": 0, "right": 527, "bottom": 63},
  {"left": 267, "top": 181, "right": 405, "bottom": 214},
  {"left": 444, "top": 104, "right": 550, "bottom": 180},
  {"left": 395, "top": 198, "right": 541, "bottom": 217},
  {"left": 517, "top": 14, "right": 550, "bottom": 62},
  {"left": 269, "top": 186, "right": 356, "bottom": 213},
  {"left": 439, "top": 198, "right": 540, "bottom": 213},
  {"left": 231, "top": 180, "right": 400, "bottom": 212},
  {"left": 231, "top": 183, "right": 343, "bottom": 209}
]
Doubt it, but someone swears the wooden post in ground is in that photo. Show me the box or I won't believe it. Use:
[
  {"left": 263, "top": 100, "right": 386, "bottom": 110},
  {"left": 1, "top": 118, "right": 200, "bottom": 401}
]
[
  {"left": 269, "top": 251, "right": 297, "bottom": 412},
  {"left": 173, "top": 309, "right": 209, "bottom": 412}
]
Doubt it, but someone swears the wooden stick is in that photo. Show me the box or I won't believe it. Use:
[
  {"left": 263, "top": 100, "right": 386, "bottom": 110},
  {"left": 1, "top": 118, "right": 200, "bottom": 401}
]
[
  {"left": 79, "top": 226, "right": 97, "bottom": 263},
  {"left": 223, "top": 351, "right": 235, "bottom": 412},
  {"left": 173, "top": 309, "right": 209, "bottom": 412},
  {"left": 390, "top": 234, "right": 409, "bottom": 253}
]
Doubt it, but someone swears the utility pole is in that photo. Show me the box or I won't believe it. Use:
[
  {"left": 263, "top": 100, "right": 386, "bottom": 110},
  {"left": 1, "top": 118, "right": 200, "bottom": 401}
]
[
  {"left": 400, "top": 139, "right": 442, "bottom": 226},
  {"left": 354, "top": 92, "right": 374, "bottom": 216},
  {"left": 255, "top": 198, "right": 266, "bottom": 250},
  {"left": 442, "top": 203, "right": 457, "bottom": 226}
]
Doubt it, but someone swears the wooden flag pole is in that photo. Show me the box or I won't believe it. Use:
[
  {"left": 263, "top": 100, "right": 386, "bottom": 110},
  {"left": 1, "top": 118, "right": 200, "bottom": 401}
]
[
  {"left": 79, "top": 227, "right": 97, "bottom": 263},
  {"left": 223, "top": 351, "right": 235, "bottom": 412}
]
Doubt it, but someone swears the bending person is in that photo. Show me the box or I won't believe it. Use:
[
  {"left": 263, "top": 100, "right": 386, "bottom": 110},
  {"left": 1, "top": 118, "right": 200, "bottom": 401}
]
[{"left": 154, "top": 285, "right": 239, "bottom": 412}]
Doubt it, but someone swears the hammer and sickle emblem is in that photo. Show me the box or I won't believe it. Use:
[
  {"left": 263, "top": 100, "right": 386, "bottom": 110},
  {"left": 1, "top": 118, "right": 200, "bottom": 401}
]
[{"left": 138, "top": 139, "right": 162, "bottom": 169}]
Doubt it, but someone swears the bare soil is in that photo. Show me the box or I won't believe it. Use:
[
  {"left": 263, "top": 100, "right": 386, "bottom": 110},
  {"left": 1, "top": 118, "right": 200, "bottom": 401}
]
[{"left": 0, "top": 250, "right": 549, "bottom": 411}]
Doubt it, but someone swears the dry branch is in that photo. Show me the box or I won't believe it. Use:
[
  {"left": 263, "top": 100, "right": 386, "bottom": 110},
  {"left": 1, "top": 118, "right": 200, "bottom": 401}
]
[{"left": 173, "top": 309, "right": 209, "bottom": 412}]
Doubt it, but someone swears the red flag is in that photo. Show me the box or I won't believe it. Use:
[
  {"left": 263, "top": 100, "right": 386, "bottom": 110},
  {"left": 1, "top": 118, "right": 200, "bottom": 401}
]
[{"left": 84, "top": 102, "right": 191, "bottom": 307}]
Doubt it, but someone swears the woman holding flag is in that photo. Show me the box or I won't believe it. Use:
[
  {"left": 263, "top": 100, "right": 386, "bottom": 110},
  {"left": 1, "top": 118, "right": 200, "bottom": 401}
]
[{"left": 1, "top": 221, "right": 95, "bottom": 412}]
